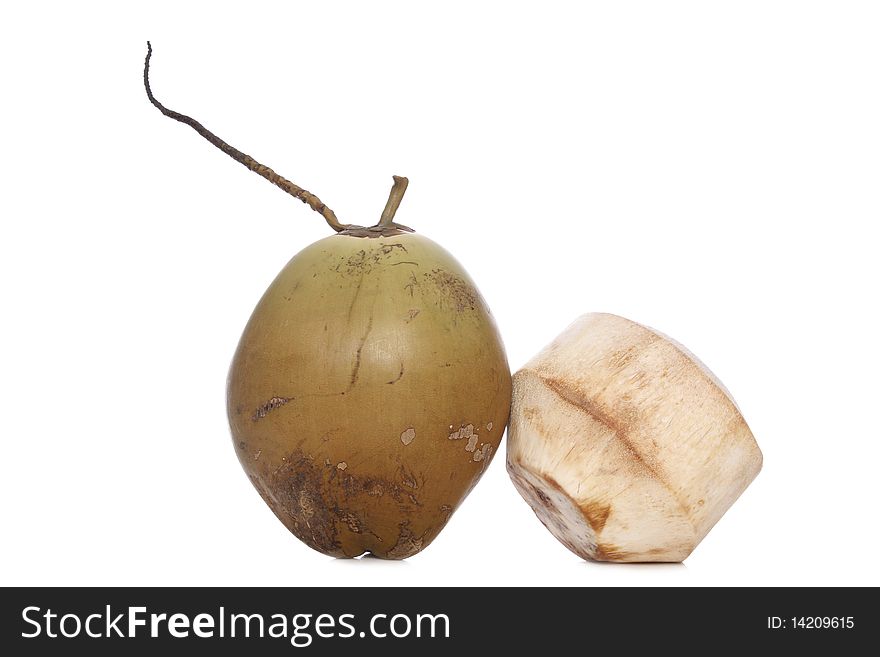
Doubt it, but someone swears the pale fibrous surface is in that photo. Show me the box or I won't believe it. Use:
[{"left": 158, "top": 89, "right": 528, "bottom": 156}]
[
  {"left": 228, "top": 233, "right": 511, "bottom": 559},
  {"left": 507, "top": 313, "right": 762, "bottom": 562}
]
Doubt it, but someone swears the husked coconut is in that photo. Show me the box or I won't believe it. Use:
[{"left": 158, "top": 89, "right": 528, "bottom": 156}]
[{"left": 507, "top": 313, "right": 762, "bottom": 562}]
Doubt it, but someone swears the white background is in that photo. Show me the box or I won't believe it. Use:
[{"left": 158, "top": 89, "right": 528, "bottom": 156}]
[{"left": 2, "top": 1, "right": 878, "bottom": 587}]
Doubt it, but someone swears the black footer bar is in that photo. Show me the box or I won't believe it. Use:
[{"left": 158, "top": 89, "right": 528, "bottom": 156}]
[{"left": 1, "top": 586, "right": 868, "bottom": 654}]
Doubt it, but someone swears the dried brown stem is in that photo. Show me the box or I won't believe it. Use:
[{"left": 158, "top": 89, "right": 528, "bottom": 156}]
[
  {"left": 378, "top": 176, "right": 409, "bottom": 226},
  {"left": 143, "top": 42, "right": 346, "bottom": 232}
]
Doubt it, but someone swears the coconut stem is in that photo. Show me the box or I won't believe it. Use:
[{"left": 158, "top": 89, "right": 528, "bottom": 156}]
[
  {"left": 143, "top": 42, "right": 347, "bottom": 233},
  {"left": 378, "top": 176, "right": 409, "bottom": 226}
]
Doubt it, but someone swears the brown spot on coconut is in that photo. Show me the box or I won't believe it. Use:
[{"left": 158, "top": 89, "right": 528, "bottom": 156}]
[{"left": 144, "top": 44, "right": 511, "bottom": 559}]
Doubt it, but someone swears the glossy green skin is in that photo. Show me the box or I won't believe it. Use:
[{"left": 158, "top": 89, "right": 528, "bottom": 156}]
[{"left": 227, "top": 232, "right": 511, "bottom": 558}]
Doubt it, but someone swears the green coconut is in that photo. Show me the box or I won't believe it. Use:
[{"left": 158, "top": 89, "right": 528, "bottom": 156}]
[{"left": 145, "top": 44, "right": 511, "bottom": 558}]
